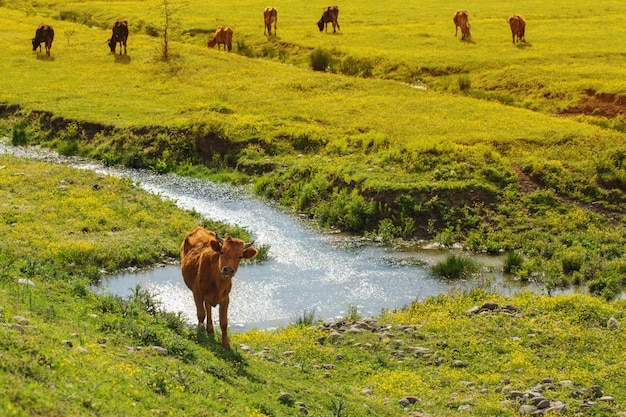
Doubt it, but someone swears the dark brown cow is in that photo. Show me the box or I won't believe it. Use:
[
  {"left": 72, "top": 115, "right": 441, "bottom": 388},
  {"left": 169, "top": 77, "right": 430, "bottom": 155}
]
[
  {"left": 207, "top": 26, "right": 233, "bottom": 51},
  {"left": 264, "top": 6, "right": 278, "bottom": 36},
  {"left": 108, "top": 20, "right": 129, "bottom": 54},
  {"left": 317, "top": 5, "right": 340, "bottom": 33},
  {"left": 181, "top": 226, "right": 258, "bottom": 350},
  {"left": 32, "top": 24, "right": 54, "bottom": 56},
  {"left": 453, "top": 10, "right": 471, "bottom": 40},
  {"left": 508, "top": 15, "right": 526, "bottom": 44}
]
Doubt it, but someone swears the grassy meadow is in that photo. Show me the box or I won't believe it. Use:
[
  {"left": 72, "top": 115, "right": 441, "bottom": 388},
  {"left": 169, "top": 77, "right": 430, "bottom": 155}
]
[
  {"left": 1, "top": 0, "right": 626, "bottom": 295},
  {"left": 1, "top": 1, "right": 626, "bottom": 415},
  {"left": 1, "top": 156, "right": 626, "bottom": 417},
  {"left": 2, "top": 0, "right": 625, "bottom": 295}
]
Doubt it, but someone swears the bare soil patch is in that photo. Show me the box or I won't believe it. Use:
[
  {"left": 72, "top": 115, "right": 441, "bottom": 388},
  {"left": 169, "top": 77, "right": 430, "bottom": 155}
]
[{"left": 563, "top": 89, "right": 626, "bottom": 118}]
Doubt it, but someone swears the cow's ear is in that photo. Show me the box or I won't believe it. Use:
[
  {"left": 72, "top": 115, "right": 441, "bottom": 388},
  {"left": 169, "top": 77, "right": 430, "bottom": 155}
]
[
  {"left": 210, "top": 240, "right": 222, "bottom": 252},
  {"left": 242, "top": 247, "right": 258, "bottom": 260}
]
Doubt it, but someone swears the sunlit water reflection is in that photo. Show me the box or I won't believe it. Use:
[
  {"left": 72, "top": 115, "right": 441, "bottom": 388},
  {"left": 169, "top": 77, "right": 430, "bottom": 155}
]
[{"left": 2, "top": 141, "right": 557, "bottom": 331}]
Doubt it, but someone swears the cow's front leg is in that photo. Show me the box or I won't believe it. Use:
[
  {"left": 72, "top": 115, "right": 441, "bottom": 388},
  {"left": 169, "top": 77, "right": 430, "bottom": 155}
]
[
  {"left": 219, "top": 299, "right": 230, "bottom": 350},
  {"left": 205, "top": 300, "right": 215, "bottom": 336}
]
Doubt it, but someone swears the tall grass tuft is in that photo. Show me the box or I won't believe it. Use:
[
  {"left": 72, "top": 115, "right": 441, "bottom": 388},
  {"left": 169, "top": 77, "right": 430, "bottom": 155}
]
[
  {"left": 236, "top": 39, "right": 254, "bottom": 57},
  {"left": 11, "top": 120, "right": 28, "bottom": 145},
  {"left": 291, "top": 308, "right": 318, "bottom": 326},
  {"left": 457, "top": 75, "right": 471, "bottom": 92},
  {"left": 503, "top": 251, "right": 524, "bottom": 274},
  {"left": 310, "top": 48, "right": 332, "bottom": 72},
  {"left": 432, "top": 254, "right": 479, "bottom": 280}
]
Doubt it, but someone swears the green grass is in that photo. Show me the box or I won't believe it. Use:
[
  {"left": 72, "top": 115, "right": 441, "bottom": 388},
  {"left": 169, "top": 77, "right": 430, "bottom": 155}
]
[
  {"left": 4, "top": 3, "right": 626, "bottom": 415},
  {"left": 431, "top": 254, "right": 480, "bottom": 280},
  {"left": 0, "top": 154, "right": 254, "bottom": 280},
  {"left": 1, "top": 128, "right": 626, "bottom": 416},
  {"left": 1, "top": 0, "right": 625, "bottom": 295}
]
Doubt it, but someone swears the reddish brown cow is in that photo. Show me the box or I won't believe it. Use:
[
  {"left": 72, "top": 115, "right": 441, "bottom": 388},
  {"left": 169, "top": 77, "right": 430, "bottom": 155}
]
[
  {"left": 453, "top": 10, "right": 471, "bottom": 40},
  {"left": 508, "top": 15, "right": 526, "bottom": 44},
  {"left": 317, "top": 5, "right": 340, "bottom": 33},
  {"left": 108, "top": 20, "right": 129, "bottom": 54},
  {"left": 32, "top": 24, "right": 54, "bottom": 55},
  {"left": 264, "top": 6, "right": 278, "bottom": 36},
  {"left": 181, "top": 226, "right": 258, "bottom": 350},
  {"left": 207, "top": 26, "right": 234, "bottom": 51}
]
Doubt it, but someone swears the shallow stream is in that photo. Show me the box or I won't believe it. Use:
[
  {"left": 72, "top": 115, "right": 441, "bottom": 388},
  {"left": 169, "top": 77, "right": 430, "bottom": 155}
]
[{"left": 2, "top": 141, "right": 555, "bottom": 331}]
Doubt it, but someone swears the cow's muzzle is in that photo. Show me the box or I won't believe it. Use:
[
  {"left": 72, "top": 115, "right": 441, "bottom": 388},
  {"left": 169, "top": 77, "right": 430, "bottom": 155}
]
[{"left": 221, "top": 266, "right": 235, "bottom": 279}]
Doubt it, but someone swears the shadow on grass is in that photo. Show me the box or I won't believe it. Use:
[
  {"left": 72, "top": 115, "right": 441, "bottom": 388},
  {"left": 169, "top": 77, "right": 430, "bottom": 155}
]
[
  {"left": 114, "top": 54, "right": 131, "bottom": 64},
  {"left": 35, "top": 53, "right": 55, "bottom": 62},
  {"left": 193, "top": 327, "right": 249, "bottom": 364},
  {"left": 191, "top": 326, "right": 265, "bottom": 383}
]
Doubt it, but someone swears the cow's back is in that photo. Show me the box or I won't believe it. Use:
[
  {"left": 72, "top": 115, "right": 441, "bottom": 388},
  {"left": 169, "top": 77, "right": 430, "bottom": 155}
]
[
  {"left": 454, "top": 11, "right": 467, "bottom": 26},
  {"left": 36, "top": 24, "right": 54, "bottom": 41},
  {"left": 326, "top": 6, "right": 339, "bottom": 21},
  {"left": 181, "top": 226, "right": 219, "bottom": 290},
  {"left": 264, "top": 6, "right": 277, "bottom": 20},
  {"left": 509, "top": 15, "right": 525, "bottom": 31},
  {"left": 181, "top": 225, "right": 216, "bottom": 258},
  {"left": 222, "top": 27, "right": 233, "bottom": 44},
  {"left": 113, "top": 20, "right": 129, "bottom": 39}
]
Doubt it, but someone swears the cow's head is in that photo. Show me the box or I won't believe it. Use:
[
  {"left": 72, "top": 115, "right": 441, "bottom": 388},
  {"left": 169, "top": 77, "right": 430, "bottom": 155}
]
[
  {"left": 31, "top": 38, "right": 38, "bottom": 51},
  {"left": 210, "top": 234, "right": 258, "bottom": 280},
  {"left": 207, "top": 39, "right": 216, "bottom": 48},
  {"left": 317, "top": 18, "right": 325, "bottom": 32},
  {"left": 107, "top": 37, "right": 115, "bottom": 53}
]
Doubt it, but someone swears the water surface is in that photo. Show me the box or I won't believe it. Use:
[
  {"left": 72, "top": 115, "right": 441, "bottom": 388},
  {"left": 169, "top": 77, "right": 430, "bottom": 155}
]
[{"left": 2, "top": 142, "right": 550, "bottom": 331}]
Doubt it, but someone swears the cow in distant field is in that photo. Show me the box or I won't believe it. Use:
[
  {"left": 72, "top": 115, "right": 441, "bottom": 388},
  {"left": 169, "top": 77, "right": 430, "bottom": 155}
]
[
  {"left": 508, "top": 15, "right": 526, "bottom": 44},
  {"left": 181, "top": 226, "right": 258, "bottom": 350},
  {"left": 108, "top": 20, "right": 129, "bottom": 54},
  {"left": 32, "top": 24, "right": 54, "bottom": 55},
  {"left": 264, "top": 6, "right": 278, "bottom": 36},
  {"left": 207, "top": 26, "right": 233, "bottom": 51},
  {"left": 453, "top": 10, "right": 471, "bottom": 40},
  {"left": 317, "top": 5, "right": 340, "bottom": 33}
]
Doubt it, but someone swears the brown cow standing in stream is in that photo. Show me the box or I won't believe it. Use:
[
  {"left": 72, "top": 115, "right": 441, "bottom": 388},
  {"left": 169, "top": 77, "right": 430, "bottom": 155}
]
[{"left": 181, "top": 226, "right": 258, "bottom": 350}]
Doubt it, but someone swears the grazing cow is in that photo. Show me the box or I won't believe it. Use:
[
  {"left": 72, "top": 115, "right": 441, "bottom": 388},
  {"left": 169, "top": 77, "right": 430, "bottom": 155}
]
[
  {"left": 453, "top": 10, "right": 471, "bottom": 40},
  {"left": 181, "top": 226, "right": 258, "bottom": 350},
  {"left": 317, "top": 5, "right": 340, "bottom": 33},
  {"left": 508, "top": 15, "right": 526, "bottom": 44},
  {"left": 108, "top": 20, "right": 129, "bottom": 54},
  {"left": 207, "top": 26, "right": 233, "bottom": 51},
  {"left": 32, "top": 24, "right": 54, "bottom": 56},
  {"left": 264, "top": 6, "right": 278, "bottom": 36}
]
